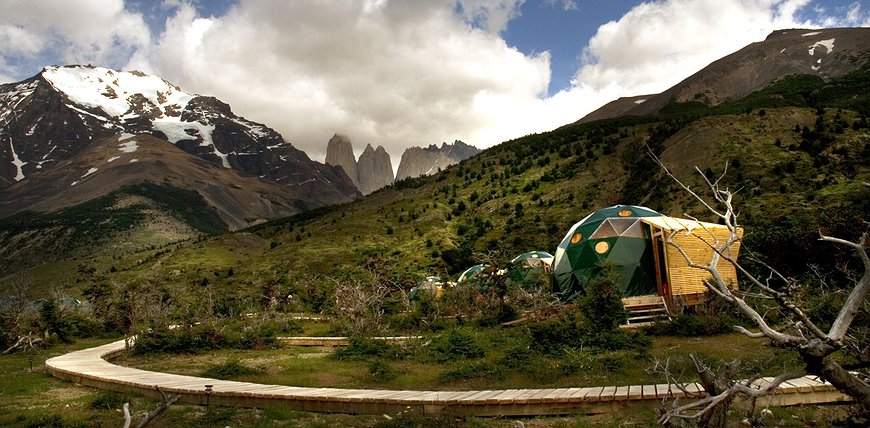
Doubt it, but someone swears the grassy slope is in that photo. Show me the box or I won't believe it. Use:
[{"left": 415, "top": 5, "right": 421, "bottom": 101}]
[
  {"left": 4, "top": 70, "right": 869, "bottom": 301},
  {"left": 0, "top": 182, "right": 228, "bottom": 291},
  {"left": 111, "top": 114, "right": 867, "bottom": 301}
]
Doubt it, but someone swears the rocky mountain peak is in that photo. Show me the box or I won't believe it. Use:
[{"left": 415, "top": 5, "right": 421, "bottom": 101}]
[
  {"left": 325, "top": 133, "right": 359, "bottom": 188},
  {"left": 323, "top": 135, "right": 394, "bottom": 195},
  {"left": 357, "top": 143, "right": 393, "bottom": 195},
  {"left": 395, "top": 140, "right": 479, "bottom": 181}
]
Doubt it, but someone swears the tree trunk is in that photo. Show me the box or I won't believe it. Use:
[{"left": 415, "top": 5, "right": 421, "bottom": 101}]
[
  {"left": 821, "top": 358, "right": 870, "bottom": 419},
  {"left": 693, "top": 355, "right": 738, "bottom": 428}
]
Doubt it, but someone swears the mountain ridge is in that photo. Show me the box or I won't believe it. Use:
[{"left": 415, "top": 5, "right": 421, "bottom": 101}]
[
  {"left": 0, "top": 65, "right": 360, "bottom": 225},
  {"left": 577, "top": 27, "right": 870, "bottom": 123}
]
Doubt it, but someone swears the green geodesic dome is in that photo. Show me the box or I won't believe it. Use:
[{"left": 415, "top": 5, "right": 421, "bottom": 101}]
[
  {"left": 508, "top": 251, "right": 554, "bottom": 285},
  {"left": 552, "top": 205, "right": 660, "bottom": 299}
]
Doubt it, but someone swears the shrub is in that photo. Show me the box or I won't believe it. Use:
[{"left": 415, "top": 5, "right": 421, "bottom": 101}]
[
  {"left": 202, "top": 358, "right": 263, "bottom": 379},
  {"left": 645, "top": 313, "right": 735, "bottom": 337},
  {"left": 368, "top": 359, "right": 398, "bottom": 382},
  {"left": 578, "top": 264, "right": 628, "bottom": 332},
  {"left": 497, "top": 343, "right": 533, "bottom": 369},
  {"left": 527, "top": 316, "right": 581, "bottom": 355},
  {"left": 431, "top": 329, "right": 485, "bottom": 362},
  {"left": 333, "top": 337, "right": 403, "bottom": 360},
  {"left": 132, "top": 316, "right": 300, "bottom": 354}
]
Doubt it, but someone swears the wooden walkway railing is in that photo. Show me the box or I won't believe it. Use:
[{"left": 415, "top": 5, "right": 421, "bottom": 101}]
[{"left": 45, "top": 339, "right": 851, "bottom": 416}]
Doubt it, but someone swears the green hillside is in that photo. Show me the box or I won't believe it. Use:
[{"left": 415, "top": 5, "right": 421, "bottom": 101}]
[
  {"left": 0, "top": 182, "right": 227, "bottom": 282},
  {"left": 3, "top": 68, "right": 868, "bottom": 305}
]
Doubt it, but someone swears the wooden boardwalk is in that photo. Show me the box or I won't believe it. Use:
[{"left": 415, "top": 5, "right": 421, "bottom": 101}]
[{"left": 45, "top": 339, "right": 851, "bottom": 416}]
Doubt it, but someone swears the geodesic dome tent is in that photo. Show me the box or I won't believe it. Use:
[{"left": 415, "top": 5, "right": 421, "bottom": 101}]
[
  {"left": 509, "top": 251, "right": 554, "bottom": 285},
  {"left": 552, "top": 204, "right": 743, "bottom": 303},
  {"left": 510, "top": 251, "right": 554, "bottom": 269},
  {"left": 457, "top": 264, "right": 490, "bottom": 284},
  {"left": 409, "top": 276, "right": 446, "bottom": 300},
  {"left": 552, "top": 205, "right": 661, "bottom": 299}
]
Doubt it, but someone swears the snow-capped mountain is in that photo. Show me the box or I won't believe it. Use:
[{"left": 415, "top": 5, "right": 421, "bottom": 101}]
[{"left": 0, "top": 65, "right": 358, "bottom": 203}]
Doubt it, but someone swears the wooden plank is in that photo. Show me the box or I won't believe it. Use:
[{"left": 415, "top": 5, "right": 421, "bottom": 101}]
[
  {"left": 628, "top": 385, "right": 644, "bottom": 400},
  {"left": 614, "top": 386, "right": 630, "bottom": 400},
  {"left": 459, "top": 390, "right": 495, "bottom": 404},
  {"left": 598, "top": 386, "right": 617, "bottom": 401},
  {"left": 541, "top": 389, "right": 569, "bottom": 402},
  {"left": 642, "top": 385, "right": 657, "bottom": 399},
  {"left": 528, "top": 389, "right": 556, "bottom": 403},
  {"left": 785, "top": 377, "right": 818, "bottom": 393},
  {"left": 572, "top": 387, "right": 602, "bottom": 401}
]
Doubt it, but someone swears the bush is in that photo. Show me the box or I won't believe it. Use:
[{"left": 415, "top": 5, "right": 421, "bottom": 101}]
[
  {"left": 578, "top": 264, "right": 628, "bottom": 332},
  {"left": 368, "top": 359, "right": 398, "bottom": 382},
  {"left": 202, "top": 358, "right": 263, "bottom": 379},
  {"left": 333, "top": 337, "right": 403, "bottom": 360},
  {"left": 431, "top": 329, "right": 485, "bottom": 361},
  {"left": 527, "top": 315, "right": 581, "bottom": 355},
  {"left": 498, "top": 342, "right": 534, "bottom": 369},
  {"left": 645, "top": 313, "right": 736, "bottom": 337},
  {"left": 89, "top": 391, "right": 128, "bottom": 410},
  {"left": 132, "top": 316, "right": 301, "bottom": 354}
]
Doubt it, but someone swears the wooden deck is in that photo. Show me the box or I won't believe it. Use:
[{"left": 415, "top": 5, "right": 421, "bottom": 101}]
[{"left": 45, "top": 339, "right": 851, "bottom": 416}]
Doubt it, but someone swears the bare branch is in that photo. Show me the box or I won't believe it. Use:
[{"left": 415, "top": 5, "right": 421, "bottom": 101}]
[
  {"left": 822, "top": 232, "right": 870, "bottom": 342},
  {"left": 659, "top": 369, "right": 806, "bottom": 425}
]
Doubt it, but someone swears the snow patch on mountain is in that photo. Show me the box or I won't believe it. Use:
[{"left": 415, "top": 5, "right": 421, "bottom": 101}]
[
  {"left": 808, "top": 38, "right": 835, "bottom": 56},
  {"left": 153, "top": 119, "right": 229, "bottom": 168},
  {"left": 118, "top": 141, "right": 138, "bottom": 153},
  {"left": 42, "top": 66, "right": 194, "bottom": 119},
  {"left": 107, "top": 156, "right": 120, "bottom": 163},
  {"left": 81, "top": 167, "right": 98, "bottom": 178},
  {"left": 9, "top": 140, "right": 26, "bottom": 181}
]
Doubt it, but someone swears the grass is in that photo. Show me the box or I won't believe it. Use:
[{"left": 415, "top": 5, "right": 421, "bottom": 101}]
[{"left": 116, "top": 332, "right": 800, "bottom": 391}]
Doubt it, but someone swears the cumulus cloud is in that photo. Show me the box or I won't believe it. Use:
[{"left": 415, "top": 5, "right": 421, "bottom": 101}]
[
  {"left": 573, "top": 0, "right": 815, "bottom": 95},
  {"left": 0, "top": 0, "right": 150, "bottom": 79},
  {"left": 132, "top": 0, "right": 549, "bottom": 164},
  {"left": 2, "top": 0, "right": 866, "bottom": 166}
]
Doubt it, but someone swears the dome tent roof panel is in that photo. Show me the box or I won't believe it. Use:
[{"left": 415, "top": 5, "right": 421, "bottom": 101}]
[{"left": 553, "top": 205, "right": 661, "bottom": 298}]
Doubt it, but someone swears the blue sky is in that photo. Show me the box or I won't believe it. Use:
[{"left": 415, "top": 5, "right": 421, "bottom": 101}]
[{"left": 2, "top": 0, "right": 868, "bottom": 162}]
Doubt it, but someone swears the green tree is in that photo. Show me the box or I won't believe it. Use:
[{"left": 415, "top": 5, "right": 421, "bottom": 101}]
[{"left": 578, "top": 263, "right": 628, "bottom": 332}]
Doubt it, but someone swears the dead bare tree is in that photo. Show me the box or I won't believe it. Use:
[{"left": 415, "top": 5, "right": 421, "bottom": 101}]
[
  {"left": 653, "top": 156, "right": 870, "bottom": 424},
  {"left": 330, "top": 275, "right": 390, "bottom": 336}
]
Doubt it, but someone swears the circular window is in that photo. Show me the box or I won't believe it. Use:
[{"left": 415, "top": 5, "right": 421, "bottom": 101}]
[
  {"left": 618, "top": 210, "right": 632, "bottom": 217},
  {"left": 571, "top": 233, "right": 582, "bottom": 244},
  {"left": 595, "top": 241, "right": 610, "bottom": 254}
]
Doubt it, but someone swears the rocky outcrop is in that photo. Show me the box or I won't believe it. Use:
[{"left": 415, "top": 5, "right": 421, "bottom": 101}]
[
  {"left": 357, "top": 144, "right": 394, "bottom": 195},
  {"left": 325, "top": 133, "right": 359, "bottom": 188},
  {"left": 395, "top": 140, "right": 479, "bottom": 181},
  {"left": 323, "top": 135, "right": 395, "bottom": 195}
]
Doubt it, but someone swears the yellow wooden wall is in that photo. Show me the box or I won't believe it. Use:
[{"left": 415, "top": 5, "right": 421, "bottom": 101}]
[{"left": 664, "top": 227, "right": 743, "bottom": 296}]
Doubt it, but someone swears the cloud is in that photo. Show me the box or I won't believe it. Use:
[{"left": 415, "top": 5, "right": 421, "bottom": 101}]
[
  {"left": 455, "top": 0, "right": 526, "bottom": 34},
  {"left": 3, "top": 0, "right": 866, "bottom": 167},
  {"left": 572, "top": 0, "right": 816, "bottom": 95},
  {"left": 132, "top": 0, "right": 549, "bottom": 164},
  {"left": 0, "top": 0, "right": 150, "bottom": 79}
]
